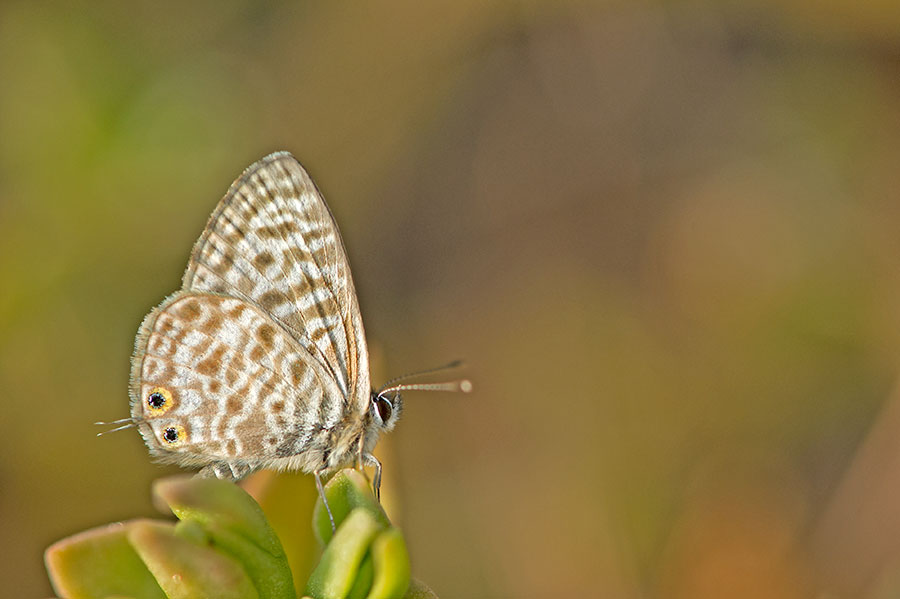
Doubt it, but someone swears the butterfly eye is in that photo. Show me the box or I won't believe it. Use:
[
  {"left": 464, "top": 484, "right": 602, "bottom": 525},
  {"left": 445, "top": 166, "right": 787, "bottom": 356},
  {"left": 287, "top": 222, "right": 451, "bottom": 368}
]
[
  {"left": 146, "top": 387, "right": 173, "bottom": 415},
  {"left": 374, "top": 396, "right": 393, "bottom": 424},
  {"left": 162, "top": 424, "right": 186, "bottom": 445}
]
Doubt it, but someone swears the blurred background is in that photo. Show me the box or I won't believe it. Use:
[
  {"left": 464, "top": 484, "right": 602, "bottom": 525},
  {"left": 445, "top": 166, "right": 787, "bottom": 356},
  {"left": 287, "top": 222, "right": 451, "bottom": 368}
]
[{"left": 3, "top": 1, "right": 900, "bottom": 597}]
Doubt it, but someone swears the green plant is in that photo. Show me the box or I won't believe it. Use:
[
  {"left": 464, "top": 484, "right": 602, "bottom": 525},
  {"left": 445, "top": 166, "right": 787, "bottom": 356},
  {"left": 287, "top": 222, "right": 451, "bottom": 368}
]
[{"left": 45, "top": 469, "right": 437, "bottom": 599}]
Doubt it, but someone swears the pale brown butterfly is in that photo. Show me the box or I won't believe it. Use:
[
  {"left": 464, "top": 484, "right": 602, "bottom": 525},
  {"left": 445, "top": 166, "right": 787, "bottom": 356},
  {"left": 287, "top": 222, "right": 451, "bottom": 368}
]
[{"left": 100, "top": 152, "right": 470, "bottom": 528}]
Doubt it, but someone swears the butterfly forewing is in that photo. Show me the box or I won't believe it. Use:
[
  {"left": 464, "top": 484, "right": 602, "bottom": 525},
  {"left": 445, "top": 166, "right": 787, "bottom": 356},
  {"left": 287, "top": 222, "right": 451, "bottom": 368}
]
[
  {"left": 181, "top": 153, "right": 369, "bottom": 408},
  {"left": 129, "top": 153, "right": 374, "bottom": 477}
]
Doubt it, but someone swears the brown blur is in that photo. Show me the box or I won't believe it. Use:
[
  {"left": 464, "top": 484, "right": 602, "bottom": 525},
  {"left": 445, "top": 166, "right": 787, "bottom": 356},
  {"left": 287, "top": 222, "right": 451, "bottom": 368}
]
[{"left": 3, "top": 1, "right": 900, "bottom": 597}]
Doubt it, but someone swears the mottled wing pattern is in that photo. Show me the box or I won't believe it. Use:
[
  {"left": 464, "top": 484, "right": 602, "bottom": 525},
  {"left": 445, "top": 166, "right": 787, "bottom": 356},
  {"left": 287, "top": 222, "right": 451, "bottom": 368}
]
[
  {"left": 182, "top": 152, "right": 369, "bottom": 409},
  {"left": 130, "top": 292, "right": 346, "bottom": 471}
]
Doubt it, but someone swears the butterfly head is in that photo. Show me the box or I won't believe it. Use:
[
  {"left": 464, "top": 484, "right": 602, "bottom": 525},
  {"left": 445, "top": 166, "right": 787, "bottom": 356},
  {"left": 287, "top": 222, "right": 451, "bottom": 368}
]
[{"left": 370, "top": 390, "right": 403, "bottom": 432}]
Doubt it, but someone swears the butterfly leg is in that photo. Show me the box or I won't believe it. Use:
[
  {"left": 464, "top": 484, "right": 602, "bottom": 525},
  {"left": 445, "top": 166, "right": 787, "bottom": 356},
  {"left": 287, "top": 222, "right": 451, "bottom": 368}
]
[
  {"left": 197, "top": 461, "right": 255, "bottom": 481},
  {"left": 314, "top": 468, "right": 337, "bottom": 533},
  {"left": 362, "top": 453, "right": 382, "bottom": 502},
  {"left": 354, "top": 437, "right": 382, "bottom": 501}
]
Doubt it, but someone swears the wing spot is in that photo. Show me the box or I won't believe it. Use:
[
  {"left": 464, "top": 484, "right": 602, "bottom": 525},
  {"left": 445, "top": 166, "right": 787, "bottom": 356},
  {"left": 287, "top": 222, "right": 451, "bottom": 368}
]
[
  {"left": 145, "top": 386, "right": 174, "bottom": 416},
  {"left": 232, "top": 353, "right": 246, "bottom": 374},
  {"left": 287, "top": 277, "right": 310, "bottom": 297},
  {"left": 147, "top": 336, "right": 166, "bottom": 354},
  {"left": 202, "top": 313, "right": 223, "bottom": 335},
  {"left": 226, "top": 396, "right": 242, "bottom": 414},
  {"left": 256, "top": 324, "right": 276, "bottom": 348},
  {"left": 214, "top": 249, "right": 236, "bottom": 274},
  {"left": 289, "top": 360, "right": 307, "bottom": 386},
  {"left": 160, "top": 423, "right": 189, "bottom": 447},
  {"left": 158, "top": 319, "right": 176, "bottom": 336},
  {"left": 249, "top": 344, "right": 266, "bottom": 362},
  {"left": 196, "top": 345, "right": 226, "bottom": 376},
  {"left": 259, "top": 290, "right": 287, "bottom": 310},
  {"left": 311, "top": 246, "right": 328, "bottom": 266},
  {"left": 271, "top": 400, "right": 285, "bottom": 413},
  {"left": 227, "top": 304, "right": 246, "bottom": 319},
  {"left": 254, "top": 251, "right": 275, "bottom": 268},
  {"left": 144, "top": 359, "right": 160, "bottom": 378},
  {"left": 257, "top": 222, "right": 300, "bottom": 239},
  {"left": 178, "top": 300, "right": 202, "bottom": 321}
]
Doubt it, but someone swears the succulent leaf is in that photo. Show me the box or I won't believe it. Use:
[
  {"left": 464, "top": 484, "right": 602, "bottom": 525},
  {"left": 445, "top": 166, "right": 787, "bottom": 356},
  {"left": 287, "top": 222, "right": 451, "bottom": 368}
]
[
  {"left": 312, "top": 469, "right": 391, "bottom": 545},
  {"left": 154, "top": 476, "right": 296, "bottom": 599},
  {"left": 305, "top": 508, "right": 384, "bottom": 599},
  {"left": 128, "top": 520, "right": 258, "bottom": 599},
  {"left": 44, "top": 520, "right": 167, "bottom": 599},
  {"left": 45, "top": 469, "right": 432, "bottom": 599},
  {"left": 367, "top": 528, "right": 410, "bottom": 599}
]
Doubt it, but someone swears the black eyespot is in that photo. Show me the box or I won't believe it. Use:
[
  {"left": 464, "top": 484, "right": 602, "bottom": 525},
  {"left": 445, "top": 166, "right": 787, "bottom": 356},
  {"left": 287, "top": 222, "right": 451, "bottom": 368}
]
[
  {"left": 148, "top": 392, "right": 166, "bottom": 409},
  {"left": 163, "top": 427, "right": 179, "bottom": 443},
  {"left": 374, "top": 396, "right": 393, "bottom": 423}
]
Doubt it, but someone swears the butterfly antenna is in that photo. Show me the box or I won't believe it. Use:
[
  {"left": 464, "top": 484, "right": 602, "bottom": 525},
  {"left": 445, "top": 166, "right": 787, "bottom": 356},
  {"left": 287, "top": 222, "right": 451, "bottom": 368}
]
[
  {"left": 379, "top": 360, "right": 466, "bottom": 391},
  {"left": 95, "top": 417, "right": 143, "bottom": 436},
  {"left": 378, "top": 379, "right": 473, "bottom": 397}
]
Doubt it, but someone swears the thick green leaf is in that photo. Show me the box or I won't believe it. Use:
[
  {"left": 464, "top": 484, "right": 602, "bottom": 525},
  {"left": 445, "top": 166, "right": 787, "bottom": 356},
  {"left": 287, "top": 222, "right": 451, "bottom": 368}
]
[
  {"left": 154, "top": 476, "right": 296, "bottom": 599},
  {"left": 367, "top": 528, "right": 410, "bottom": 599},
  {"left": 44, "top": 520, "right": 166, "bottom": 599},
  {"left": 312, "top": 470, "right": 391, "bottom": 545},
  {"left": 305, "top": 508, "right": 384, "bottom": 599},
  {"left": 173, "top": 519, "right": 210, "bottom": 545},
  {"left": 128, "top": 520, "right": 258, "bottom": 599},
  {"left": 154, "top": 476, "right": 281, "bottom": 555},
  {"left": 201, "top": 522, "right": 296, "bottom": 599},
  {"left": 45, "top": 470, "right": 435, "bottom": 599},
  {"left": 346, "top": 554, "right": 374, "bottom": 599}
]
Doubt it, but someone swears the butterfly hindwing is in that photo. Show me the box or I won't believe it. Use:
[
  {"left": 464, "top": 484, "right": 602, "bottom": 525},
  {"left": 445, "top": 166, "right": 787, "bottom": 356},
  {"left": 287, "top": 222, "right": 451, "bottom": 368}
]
[{"left": 129, "top": 292, "right": 346, "bottom": 472}]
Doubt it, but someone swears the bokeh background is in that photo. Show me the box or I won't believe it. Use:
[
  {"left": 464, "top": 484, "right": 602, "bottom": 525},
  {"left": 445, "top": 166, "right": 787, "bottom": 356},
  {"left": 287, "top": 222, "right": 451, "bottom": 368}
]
[{"left": 4, "top": 1, "right": 900, "bottom": 597}]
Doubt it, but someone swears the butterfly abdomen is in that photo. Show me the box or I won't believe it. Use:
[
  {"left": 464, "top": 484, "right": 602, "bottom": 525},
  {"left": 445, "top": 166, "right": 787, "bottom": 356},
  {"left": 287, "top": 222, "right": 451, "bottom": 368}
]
[{"left": 266, "top": 415, "right": 369, "bottom": 473}]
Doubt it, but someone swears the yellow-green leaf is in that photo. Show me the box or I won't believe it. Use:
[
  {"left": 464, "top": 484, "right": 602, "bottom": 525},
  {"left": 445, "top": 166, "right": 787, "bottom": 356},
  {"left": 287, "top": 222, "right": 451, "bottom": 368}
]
[
  {"left": 44, "top": 520, "right": 166, "bottom": 599},
  {"left": 305, "top": 508, "right": 384, "bottom": 599},
  {"left": 128, "top": 520, "right": 258, "bottom": 599},
  {"left": 367, "top": 528, "right": 410, "bottom": 599}
]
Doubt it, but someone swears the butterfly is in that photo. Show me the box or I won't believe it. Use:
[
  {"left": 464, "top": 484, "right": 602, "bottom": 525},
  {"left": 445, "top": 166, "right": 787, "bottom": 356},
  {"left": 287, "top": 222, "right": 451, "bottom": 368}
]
[{"left": 103, "top": 152, "right": 468, "bottom": 528}]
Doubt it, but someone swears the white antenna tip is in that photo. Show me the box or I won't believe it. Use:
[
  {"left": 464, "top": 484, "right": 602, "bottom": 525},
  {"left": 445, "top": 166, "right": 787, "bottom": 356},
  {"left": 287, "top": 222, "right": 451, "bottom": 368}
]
[{"left": 459, "top": 379, "right": 473, "bottom": 393}]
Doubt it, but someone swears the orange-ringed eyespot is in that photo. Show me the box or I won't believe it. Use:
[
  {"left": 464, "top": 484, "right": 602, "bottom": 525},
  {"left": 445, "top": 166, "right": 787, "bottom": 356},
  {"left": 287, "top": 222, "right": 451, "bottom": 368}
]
[
  {"left": 161, "top": 424, "right": 186, "bottom": 445},
  {"left": 148, "top": 391, "right": 165, "bottom": 409},
  {"left": 146, "top": 386, "right": 173, "bottom": 415}
]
